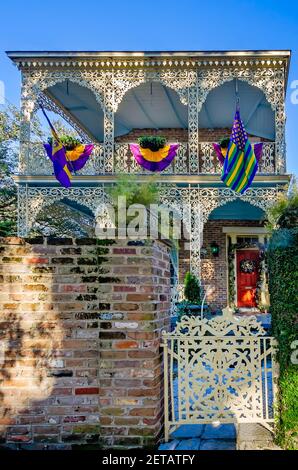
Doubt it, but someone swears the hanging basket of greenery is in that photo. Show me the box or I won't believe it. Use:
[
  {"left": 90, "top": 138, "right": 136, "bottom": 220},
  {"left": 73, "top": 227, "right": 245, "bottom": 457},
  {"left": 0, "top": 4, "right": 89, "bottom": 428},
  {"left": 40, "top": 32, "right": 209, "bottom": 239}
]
[
  {"left": 130, "top": 135, "right": 179, "bottom": 172},
  {"left": 212, "top": 136, "right": 230, "bottom": 165},
  {"left": 138, "top": 136, "right": 167, "bottom": 152},
  {"left": 44, "top": 135, "right": 94, "bottom": 175},
  {"left": 47, "top": 135, "right": 82, "bottom": 151}
]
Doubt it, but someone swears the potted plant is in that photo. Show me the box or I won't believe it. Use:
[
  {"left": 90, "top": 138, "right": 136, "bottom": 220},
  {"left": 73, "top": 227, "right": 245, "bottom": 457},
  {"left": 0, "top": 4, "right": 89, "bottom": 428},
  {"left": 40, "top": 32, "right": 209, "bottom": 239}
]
[
  {"left": 129, "top": 135, "right": 179, "bottom": 172},
  {"left": 45, "top": 134, "right": 94, "bottom": 173},
  {"left": 212, "top": 136, "right": 230, "bottom": 165},
  {"left": 176, "top": 272, "right": 210, "bottom": 322},
  {"left": 47, "top": 135, "right": 82, "bottom": 151},
  {"left": 40, "top": 102, "right": 95, "bottom": 187}
]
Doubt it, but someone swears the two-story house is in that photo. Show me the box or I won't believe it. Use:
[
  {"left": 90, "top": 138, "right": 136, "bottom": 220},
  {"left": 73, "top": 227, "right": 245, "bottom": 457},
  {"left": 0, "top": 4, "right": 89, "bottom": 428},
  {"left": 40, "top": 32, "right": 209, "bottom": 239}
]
[{"left": 7, "top": 50, "right": 292, "bottom": 311}]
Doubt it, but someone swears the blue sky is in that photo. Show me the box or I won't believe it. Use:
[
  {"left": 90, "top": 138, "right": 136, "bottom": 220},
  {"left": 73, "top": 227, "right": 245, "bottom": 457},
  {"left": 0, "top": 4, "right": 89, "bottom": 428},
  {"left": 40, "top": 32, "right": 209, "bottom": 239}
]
[{"left": 0, "top": 0, "right": 297, "bottom": 175}]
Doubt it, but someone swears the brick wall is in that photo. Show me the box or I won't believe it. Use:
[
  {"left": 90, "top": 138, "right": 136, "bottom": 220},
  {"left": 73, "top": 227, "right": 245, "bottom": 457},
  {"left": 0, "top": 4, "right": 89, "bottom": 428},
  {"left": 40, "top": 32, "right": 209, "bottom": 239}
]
[
  {"left": 0, "top": 237, "right": 171, "bottom": 449},
  {"left": 115, "top": 128, "right": 269, "bottom": 143},
  {"left": 178, "top": 220, "right": 264, "bottom": 310}
]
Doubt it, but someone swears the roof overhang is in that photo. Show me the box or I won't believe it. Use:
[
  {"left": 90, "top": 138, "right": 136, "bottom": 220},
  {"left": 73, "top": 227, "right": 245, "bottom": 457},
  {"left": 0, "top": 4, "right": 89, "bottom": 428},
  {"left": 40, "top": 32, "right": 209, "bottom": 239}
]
[
  {"left": 6, "top": 49, "right": 292, "bottom": 59},
  {"left": 6, "top": 50, "right": 291, "bottom": 142}
]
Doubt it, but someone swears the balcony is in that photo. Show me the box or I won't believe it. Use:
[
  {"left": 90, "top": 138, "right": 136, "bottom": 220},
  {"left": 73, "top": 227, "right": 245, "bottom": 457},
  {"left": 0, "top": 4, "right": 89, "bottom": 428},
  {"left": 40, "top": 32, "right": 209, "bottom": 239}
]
[{"left": 23, "top": 141, "right": 276, "bottom": 176}]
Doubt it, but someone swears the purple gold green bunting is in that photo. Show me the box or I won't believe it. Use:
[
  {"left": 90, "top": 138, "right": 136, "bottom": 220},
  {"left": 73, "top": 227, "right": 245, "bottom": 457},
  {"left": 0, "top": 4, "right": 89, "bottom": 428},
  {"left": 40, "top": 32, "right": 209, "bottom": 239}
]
[
  {"left": 44, "top": 132, "right": 71, "bottom": 188},
  {"left": 221, "top": 108, "right": 259, "bottom": 194},
  {"left": 129, "top": 143, "right": 179, "bottom": 172},
  {"left": 65, "top": 144, "right": 94, "bottom": 171},
  {"left": 40, "top": 103, "right": 94, "bottom": 187},
  {"left": 213, "top": 142, "right": 263, "bottom": 166},
  {"left": 44, "top": 143, "right": 94, "bottom": 188}
]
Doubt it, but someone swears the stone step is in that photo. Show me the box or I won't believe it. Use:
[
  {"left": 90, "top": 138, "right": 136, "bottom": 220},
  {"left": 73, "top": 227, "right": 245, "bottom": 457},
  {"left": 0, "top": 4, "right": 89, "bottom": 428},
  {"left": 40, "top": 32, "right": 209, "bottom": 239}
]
[
  {"left": 176, "top": 438, "right": 201, "bottom": 450},
  {"left": 158, "top": 439, "right": 180, "bottom": 450},
  {"left": 171, "top": 424, "right": 204, "bottom": 439},
  {"left": 202, "top": 423, "right": 236, "bottom": 439},
  {"left": 200, "top": 439, "right": 236, "bottom": 450}
]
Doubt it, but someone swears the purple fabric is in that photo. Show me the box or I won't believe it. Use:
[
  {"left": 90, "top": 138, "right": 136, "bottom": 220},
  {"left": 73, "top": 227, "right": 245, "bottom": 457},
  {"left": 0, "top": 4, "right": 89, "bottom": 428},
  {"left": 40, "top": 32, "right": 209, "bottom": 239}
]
[
  {"left": 44, "top": 143, "right": 71, "bottom": 188},
  {"left": 212, "top": 143, "right": 225, "bottom": 165},
  {"left": 253, "top": 142, "right": 263, "bottom": 162},
  {"left": 129, "top": 144, "right": 179, "bottom": 172},
  {"left": 67, "top": 144, "right": 94, "bottom": 171},
  {"left": 214, "top": 142, "right": 263, "bottom": 166},
  {"left": 44, "top": 143, "right": 94, "bottom": 187}
]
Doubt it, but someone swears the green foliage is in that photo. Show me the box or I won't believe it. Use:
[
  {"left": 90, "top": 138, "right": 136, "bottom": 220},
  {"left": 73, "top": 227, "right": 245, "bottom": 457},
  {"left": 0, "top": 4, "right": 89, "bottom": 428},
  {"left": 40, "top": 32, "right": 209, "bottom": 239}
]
[
  {"left": 267, "top": 228, "right": 298, "bottom": 449},
  {"left": 138, "top": 136, "right": 167, "bottom": 151},
  {"left": 0, "top": 105, "right": 21, "bottom": 236},
  {"left": 266, "top": 188, "right": 298, "bottom": 231},
  {"left": 219, "top": 136, "right": 230, "bottom": 148},
  {"left": 108, "top": 175, "right": 159, "bottom": 209},
  {"left": 0, "top": 103, "right": 90, "bottom": 237},
  {"left": 176, "top": 301, "right": 192, "bottom": 322},
  {"left": 277, "top": 366, "right": 298, "bottom": 449},
  {"left": 0, "top": 219, "right": 15, "bottom": 236},
  {"left": 184, "top": 271, "right": 202, "bottom": 304},
  {"left": 47, "top": 134, "right": 82, "bottom": 150}
]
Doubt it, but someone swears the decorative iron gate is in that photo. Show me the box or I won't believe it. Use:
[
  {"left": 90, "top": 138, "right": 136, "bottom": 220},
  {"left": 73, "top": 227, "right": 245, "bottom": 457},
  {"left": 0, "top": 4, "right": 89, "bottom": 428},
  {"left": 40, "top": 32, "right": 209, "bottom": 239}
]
[{"left": 162, "top": 313, "right": 278, "bottom": 441}]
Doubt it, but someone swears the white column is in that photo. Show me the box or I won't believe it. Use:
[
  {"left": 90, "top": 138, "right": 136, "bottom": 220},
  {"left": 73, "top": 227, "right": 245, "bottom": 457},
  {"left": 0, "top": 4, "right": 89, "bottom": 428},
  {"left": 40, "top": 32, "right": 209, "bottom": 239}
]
[
  {"left": 188, "top": 71, "right": 199, "bottom": 174},
  {"left": 103, "top": 74, "right": 115, "bottom": 173}
]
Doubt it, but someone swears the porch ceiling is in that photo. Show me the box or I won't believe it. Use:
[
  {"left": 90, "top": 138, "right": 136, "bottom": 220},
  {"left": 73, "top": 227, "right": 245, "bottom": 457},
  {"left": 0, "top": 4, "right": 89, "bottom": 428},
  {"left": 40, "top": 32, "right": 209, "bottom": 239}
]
[
  {"left": 209, "top": 199, "right": 265, "bottom": 220},
  {"left": 46, "top": 78, "right": 275, "bottom": 142}
]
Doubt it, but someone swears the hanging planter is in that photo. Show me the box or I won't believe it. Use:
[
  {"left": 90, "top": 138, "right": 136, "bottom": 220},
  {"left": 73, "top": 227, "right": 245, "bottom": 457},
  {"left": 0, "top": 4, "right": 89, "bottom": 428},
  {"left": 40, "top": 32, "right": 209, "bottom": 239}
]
[
  {"left": 45, "top": 135, "right": 94, "bottom": 172},
  {"left": 130, "top": 136, "right": 179, "bottom": 172}
]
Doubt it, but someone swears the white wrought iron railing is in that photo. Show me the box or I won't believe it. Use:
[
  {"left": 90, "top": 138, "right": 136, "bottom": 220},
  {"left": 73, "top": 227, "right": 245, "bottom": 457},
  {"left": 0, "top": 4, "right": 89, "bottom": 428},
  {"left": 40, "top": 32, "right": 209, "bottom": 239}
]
[{"left": 21, "top": 141, "right": 276, "bottom": 176}]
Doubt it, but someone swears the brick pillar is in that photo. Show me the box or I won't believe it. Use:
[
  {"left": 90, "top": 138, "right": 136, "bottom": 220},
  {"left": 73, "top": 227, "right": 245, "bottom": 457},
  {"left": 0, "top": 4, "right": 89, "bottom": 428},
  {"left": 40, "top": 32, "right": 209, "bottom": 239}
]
[
  {"left": 99, "top": 239, "right": 171, "bottom": 448},
  {"left": 0, "top": 237, "right": 171, "bottom": 449}
]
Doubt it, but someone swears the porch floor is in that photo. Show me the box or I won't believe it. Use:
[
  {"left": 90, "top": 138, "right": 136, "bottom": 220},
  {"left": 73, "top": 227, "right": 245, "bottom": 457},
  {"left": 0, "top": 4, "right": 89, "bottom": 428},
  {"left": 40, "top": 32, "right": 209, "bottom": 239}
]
[{"left": 158, "top": 423, "right": 236, "bottom": 450}]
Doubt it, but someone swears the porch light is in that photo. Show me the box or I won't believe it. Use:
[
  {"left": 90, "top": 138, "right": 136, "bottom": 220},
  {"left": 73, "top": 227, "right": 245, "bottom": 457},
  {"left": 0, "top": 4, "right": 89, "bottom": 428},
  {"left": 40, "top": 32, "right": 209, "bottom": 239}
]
[{"left": 210, "top": 241, "right": 219, "bottom": 257}]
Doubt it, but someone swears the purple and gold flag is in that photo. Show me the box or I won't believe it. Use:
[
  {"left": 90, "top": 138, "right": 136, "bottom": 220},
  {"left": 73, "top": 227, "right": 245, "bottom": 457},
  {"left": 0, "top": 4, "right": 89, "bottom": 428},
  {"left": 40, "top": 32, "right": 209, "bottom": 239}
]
[
  {"left": 44, "top": 143, "right": 94, "bottom": 188},
  {"left": 130, "top": 143, "right": 179, "bottom": 172},
  {"left": 44, "top": 130, "right": 72, "bottom": 188},
  {"left": 40, "top": 104, "right": 93, "bottom": 187}
]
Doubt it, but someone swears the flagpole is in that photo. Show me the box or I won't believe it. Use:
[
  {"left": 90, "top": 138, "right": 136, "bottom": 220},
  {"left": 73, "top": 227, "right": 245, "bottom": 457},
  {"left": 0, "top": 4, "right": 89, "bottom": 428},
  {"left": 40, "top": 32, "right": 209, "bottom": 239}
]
[
  {"left": 38, "top": 101, "right": 76, "bottom": 175},
  {"left": 235, "top": 78, "right": 240, "bottom": 109}
]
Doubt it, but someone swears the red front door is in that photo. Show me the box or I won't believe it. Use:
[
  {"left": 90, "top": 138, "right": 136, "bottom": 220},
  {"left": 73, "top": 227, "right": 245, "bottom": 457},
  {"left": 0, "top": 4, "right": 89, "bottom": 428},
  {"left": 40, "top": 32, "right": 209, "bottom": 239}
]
[{"left": 236, "top": 250, "right": 259, "bottom": 308}]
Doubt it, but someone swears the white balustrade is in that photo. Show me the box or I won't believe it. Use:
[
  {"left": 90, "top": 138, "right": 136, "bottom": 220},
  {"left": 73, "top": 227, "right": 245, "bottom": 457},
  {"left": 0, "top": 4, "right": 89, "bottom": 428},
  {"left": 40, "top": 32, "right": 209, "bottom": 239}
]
[{"left": 22, "top": 141, "right": 276, "bottom": 176}]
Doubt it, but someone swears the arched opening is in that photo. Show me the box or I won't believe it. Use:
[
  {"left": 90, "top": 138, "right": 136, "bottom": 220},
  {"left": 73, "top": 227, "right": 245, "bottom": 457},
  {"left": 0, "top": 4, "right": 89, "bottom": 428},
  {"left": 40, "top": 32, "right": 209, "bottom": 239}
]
[
  {"left": 113, "top": 81, "right": 188, "bottom": 174},
  {"left": 43, "top": 80, "right": 104, "bottom": 142},
  {"left": 198, "top": 199, "right": 268, "bottom": 312},
  {"left": 198, "top": 79, "right": 275, "bottom": 173},
  {"left": 30, "top": 198, "right": 95, "bottom": 237},
  {"left": 114, "top": 81, "right": 188, "bottom": 141},
  {"left": 199, "top": 79, "right": 275, "bottom": 140}
]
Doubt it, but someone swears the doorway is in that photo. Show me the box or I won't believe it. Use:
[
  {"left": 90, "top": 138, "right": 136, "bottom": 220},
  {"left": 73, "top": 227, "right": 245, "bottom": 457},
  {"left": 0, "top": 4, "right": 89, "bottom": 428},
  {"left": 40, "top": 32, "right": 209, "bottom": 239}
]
[{"left": 236, "top": 249, "right": 259, "bottom": 308}]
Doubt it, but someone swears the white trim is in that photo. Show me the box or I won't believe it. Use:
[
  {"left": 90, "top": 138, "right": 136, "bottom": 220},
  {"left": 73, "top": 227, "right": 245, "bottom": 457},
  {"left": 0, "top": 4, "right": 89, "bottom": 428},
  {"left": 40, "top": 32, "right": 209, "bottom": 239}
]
[
  {"left": 223, "top": 227, "right": 269, "bottom": 234},
  {"left": 223, "top": 227, "right": 269, "bottom": 245}
]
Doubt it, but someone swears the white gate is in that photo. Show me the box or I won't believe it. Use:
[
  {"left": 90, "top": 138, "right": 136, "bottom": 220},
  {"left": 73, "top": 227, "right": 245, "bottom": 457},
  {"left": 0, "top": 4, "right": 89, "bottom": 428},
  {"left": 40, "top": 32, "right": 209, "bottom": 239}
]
[{"left": 162, "top": 313, "right": 278, "bottom": 441}]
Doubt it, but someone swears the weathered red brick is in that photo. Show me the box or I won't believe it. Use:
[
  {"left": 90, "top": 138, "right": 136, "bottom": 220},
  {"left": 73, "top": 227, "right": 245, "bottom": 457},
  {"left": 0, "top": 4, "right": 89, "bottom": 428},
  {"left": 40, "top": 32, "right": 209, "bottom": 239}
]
[
  {"left": 113, "top": 248, "right": 136, "bottom": 254},
  {"left": 75, "top": 387, "right": 99, "bottom": 395},
  {"left": 25, "top": 257, "right": 49, "bottom": 264},
  {"left": 114, "top": 340, "right": 138, "bottom": 350},
  {"left": 114, "top": 285, "right": 136, "bottom": 292}
]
